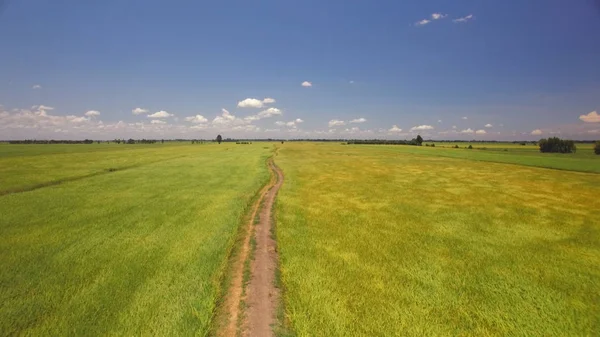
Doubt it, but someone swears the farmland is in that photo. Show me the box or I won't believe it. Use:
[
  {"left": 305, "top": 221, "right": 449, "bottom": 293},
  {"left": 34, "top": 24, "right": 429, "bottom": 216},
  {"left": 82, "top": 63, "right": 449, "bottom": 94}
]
[
  {"left": 275, "top": 142, "right": 600, "bottom": 336},
  {"left": 1, "top": 141, "right": 599, "bottom": 336},
  {"left": 0, "top": 143, "right": 271, "bottom": 335}
]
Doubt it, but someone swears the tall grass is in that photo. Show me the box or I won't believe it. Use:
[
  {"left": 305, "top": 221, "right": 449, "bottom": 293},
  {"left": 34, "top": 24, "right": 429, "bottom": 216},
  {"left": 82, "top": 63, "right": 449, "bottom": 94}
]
[
  {"left": 276, "top": 143, "right": 600, "bottom": 336},
  {"left": 0, "top": 144, "right": 271, "bottom": 335}
]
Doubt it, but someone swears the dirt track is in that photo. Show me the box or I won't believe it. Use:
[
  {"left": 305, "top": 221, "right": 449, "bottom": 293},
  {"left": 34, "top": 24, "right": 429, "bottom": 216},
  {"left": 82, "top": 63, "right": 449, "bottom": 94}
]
[{"left": 216, "top": 159, "right": 284, "bottom": 337}]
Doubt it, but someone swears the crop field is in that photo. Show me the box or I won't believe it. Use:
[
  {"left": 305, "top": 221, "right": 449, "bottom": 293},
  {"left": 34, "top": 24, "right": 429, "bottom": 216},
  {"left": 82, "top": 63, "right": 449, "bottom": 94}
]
[
  {"left": 0, "top": 143, "right": 271, "bottom": 335},
  {"left": 275, "top": 142, "right": 600, "bottom": 336},
  {"left": 2, "top": 141, "right": 599, "bottom": 336}
]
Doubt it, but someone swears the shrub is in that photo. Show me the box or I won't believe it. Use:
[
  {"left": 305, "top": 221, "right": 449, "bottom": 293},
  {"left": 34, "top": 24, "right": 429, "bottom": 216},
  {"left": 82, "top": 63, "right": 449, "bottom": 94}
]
[
  {"left": 468, "top": 145, "right": 473, "bottom": 149},
  {"left": 431, "top": 143, "right": 435, "bottom": 147},
  {"left": 453, "top": 145, "right": 459, "bottom": 149},
  {"left": 538, "top": 137, "right": 576, "bottom": 153},
  {"left": 594, "top": 141, "right": 600, "bottom": 155}
]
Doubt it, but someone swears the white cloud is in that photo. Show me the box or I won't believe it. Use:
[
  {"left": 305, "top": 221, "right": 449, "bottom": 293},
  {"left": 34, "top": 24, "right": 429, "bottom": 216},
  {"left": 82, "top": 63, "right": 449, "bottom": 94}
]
[
  {"left": 461, "top": 116, "right": 468, "bottom": 120},
  {"left": 328, "top": 119, "right": 346, "bottom": 127},
  {"left": 32, "top": 84, "right": 42, "bottom": 89},
  {"left": 212, "top": 108, "right": 246, "bottom": 127},
  {"left": 410, "top": 125, "right": 434, "bottom": 132},
  {"left": 151, "top": 120, "right": 166, "bottom": 124},
  {"left": 237, "top": 98, "right": 264, "bottom": 108},
  {"left": 415, "top": 19, "right": 431, "bottom": 26},
  {"left": 485, "top": 123, "right": 493, "bottom": 128},
  {"left": 453, "top": 14, "right": 474, "bottom": 23},
  {"left": 275, "top": 121, "right": 286, "bottom": 126},
  {"left": 349, "top": 118, "right": 367, "bottom": 124},
  {"left": 531, "top": 129, "right": 542, "bottom": 135},
  {"left": 184, "top": 115, "right": 208, "bottom": 123},
  {"left": 461, "top": 128, "right": 474, "bottom": 134},
  {"left": 438, "top": 119, "right": 442, "bottom": 123},
  {"left": 262, "top": 97, "right": 276, "bottom": 104},
  {"left": 132, "top": 107, "right": 148, "bottom": 115},
  {"left": 85, "top": 110, "right": 100, "bottom": 117},
  {"left": 147, "top": 110, "right": 173, "bottom": 118},
  {"left": 431, "top": 13, "right": 447, "bottom": 20},
  {"left": 244, "top": 107, "right": 283, "bottom": 122},
  {"left": 349, "top": 80, "right": 354, "bottom": 84},
  {"left": 301, "top": 81, "right": 312, "bottom": 87},
  {"left": 579, "top": 111, "right": 600, "bottom": 123},
  {"left": 66, "top": 115, "right": 90, "bottom": 123},
  {"left": 475, "top": 129, "right": 487, "bottom": 134},
  {"left": 452, "top": 125, "right": 457, "bottom": 129},
  {"left": 389, "top": 125, "right": 403, "bottom": 132},
  {"left": 295, "top": 118, "right": 304, "bottom": 123}
]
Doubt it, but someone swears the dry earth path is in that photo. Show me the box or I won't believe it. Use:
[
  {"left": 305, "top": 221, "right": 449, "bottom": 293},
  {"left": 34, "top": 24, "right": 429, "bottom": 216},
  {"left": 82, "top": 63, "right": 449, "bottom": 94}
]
[{"left": 216, "top": 158, "right": 284, "bottom": 337}]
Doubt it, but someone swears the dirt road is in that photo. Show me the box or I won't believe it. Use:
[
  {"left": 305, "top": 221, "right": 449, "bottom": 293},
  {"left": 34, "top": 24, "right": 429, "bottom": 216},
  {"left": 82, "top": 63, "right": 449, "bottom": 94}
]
[{"left": 216, "top": 158, "right": 284, "bottom": 337}]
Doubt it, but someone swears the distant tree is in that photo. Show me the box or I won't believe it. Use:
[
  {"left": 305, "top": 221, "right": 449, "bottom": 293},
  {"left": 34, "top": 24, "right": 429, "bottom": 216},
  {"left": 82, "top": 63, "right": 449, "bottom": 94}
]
[
  {"left": 538, "top": 137, "right": 576, "bottom": 153},
  {"left": 468, "top": 144, "right": 473, "bottom": 149},
  {"left": 127, "top": 138, "right": 135, "bottom": 144},
  {"left": 431, "top": 143, "right": 435, "bottom": 147},
  {"left": 594, "top": 141, "right": 600, "bottom": 155},
  {"left": 216, "top": 135, "right": 222, "bottom": 144},
  {"left": 161, "top": 139, "right": 164, "bottom": 144},
  {"left": 416, "top": 135, "right": 423, "bottom": 146},
  {"left": 281, "top": 141, "right": 284, "bottom": 144}
]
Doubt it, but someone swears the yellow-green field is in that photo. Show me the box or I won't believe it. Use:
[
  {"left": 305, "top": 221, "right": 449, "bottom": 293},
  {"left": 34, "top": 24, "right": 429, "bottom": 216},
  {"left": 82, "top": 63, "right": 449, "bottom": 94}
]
[
  {"left": 1, "top": 142, "right": 599, "bottom": 336},
  {"left": 276, "top": 143, "right": 600, "bottom": 336},
  {"left": 0, "top": 143, "right": 271, "bottom": 335}
]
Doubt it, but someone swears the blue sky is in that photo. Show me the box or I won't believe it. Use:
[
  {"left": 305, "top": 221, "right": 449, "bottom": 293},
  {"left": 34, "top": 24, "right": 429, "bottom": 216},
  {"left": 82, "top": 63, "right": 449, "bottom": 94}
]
[{"left": 1, "top": 0, "right": 599, "bottom": 140}]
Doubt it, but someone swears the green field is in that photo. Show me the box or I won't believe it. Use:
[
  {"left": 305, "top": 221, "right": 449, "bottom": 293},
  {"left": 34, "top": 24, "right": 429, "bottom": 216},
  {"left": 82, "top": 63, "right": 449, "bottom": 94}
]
[
  {"left": 0, "top": 143, "right": 271, "bottom": 335},
  {"left": 2, "top": 142, "right": 599, "bottom": 336},
  {"left": 276, "top": 143, "right": 600, "bottom": 336}
]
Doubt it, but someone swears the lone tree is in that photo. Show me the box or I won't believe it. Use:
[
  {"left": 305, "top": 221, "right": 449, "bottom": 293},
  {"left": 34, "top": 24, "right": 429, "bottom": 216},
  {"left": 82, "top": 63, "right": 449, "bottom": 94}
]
[
  {"left": 594, "top": 141, "right": 600, "bottom": 155},
  {"left": 416, "top": 135, "right": 423, "bottom": 146},
  {"left": 216, "top": 134, "right": 222, "bottom": 144}
]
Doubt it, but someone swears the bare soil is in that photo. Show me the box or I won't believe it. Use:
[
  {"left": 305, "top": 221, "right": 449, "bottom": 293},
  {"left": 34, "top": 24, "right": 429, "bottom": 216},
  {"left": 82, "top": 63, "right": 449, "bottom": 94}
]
[{"left": 215, "top": 159, "right": 284, "bottom": 337}]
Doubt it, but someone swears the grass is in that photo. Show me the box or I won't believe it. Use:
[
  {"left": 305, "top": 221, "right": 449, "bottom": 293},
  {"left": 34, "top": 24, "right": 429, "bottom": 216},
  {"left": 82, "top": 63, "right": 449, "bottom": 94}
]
[
  {"left": 0, "top": 143, "right": 271, "bottom": 335},
  {"left": 362, "top": 142, "right": 600, "bottom": 173},
  {"left": 275, "top": 142, "right": 600, "bottom": 336}
]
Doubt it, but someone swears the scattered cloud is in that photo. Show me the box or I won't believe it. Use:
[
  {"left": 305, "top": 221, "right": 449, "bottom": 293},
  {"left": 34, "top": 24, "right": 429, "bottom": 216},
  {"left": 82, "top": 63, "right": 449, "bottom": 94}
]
[
  {"left": 275, "top": 121, "right": 286, "bottom": 126},
  {"left": 295, "top": 118, "right": 304, "bottom": 123},
  {"left": 453, "top": 14, "right": 474, "bottom": 23},
  {"left": 32, "top": 84, "right": 42, "bottom": 89},
  {"left": 475, "top": 129, "right": 487, "bottom": 134},
  {"left": 461, "top": 128, "right": 474, "bottom": 134},
  {"left": 85, "top": 110, "right": 100, "bottom": 117},
  {"left": 328, "top": 119, "right": 346, "bottom": 127},
  {"left": 389, "top": 125, "right": 403, "bottom": 132},
  {"left": 244, "top": 107, "right": 283, "bottom": 122},
  {"left": 132, "top": 107, "right": 148, "bottom": 115},
  {"left": 147, "top": 110, "right": 173, "bottom": 118},
  {"left": 431, "top": 13, "right": 447, "bottom": 20},
  {"left": 461, "top": 116, "right": 468, "bottom": 120},
  {"left": 415, "top": 19, "right": 431, "bottom": 26},
  {"left": 262, "top": 97, "right": 276, "bottom": 104},
  {"left": 485, "top": 123, "right": 493, "bottom": 128},
  {"left": 438, "top": 120, "right": 442, "bottom": 123},
  {"left": 184, "top": 115, "right": 208, "bottom": 123},
  {"left": 579, "top": 111, "right": 600, "bottom": 123},
  {"left": 349, "top": 118, "right": 367, "bottom": 124},
  {"left": 531, "top": 129, "right": 542, "bottom": 135},
  {"left": 66, "top": 115, "right": 90, "bottom": 123},
  {"left": 301, "top": 81, "right": 312, "bottom": 87},
  {"left": 151, "top": 120, "right": 166, "bottom": 124},
  {"left": 237, "top": 98, "right": 263, "bottom": 108},
  {"left": 452, "top": 125, "right": 457, "bottom": 129},
  {"left": 410, "top": 125, "right": 434, "bottom": 132},
  {"left": 212, "top": 109, "right": 246, "bottom": 127}
]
